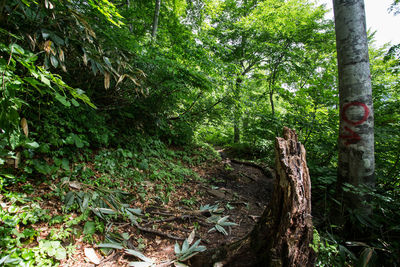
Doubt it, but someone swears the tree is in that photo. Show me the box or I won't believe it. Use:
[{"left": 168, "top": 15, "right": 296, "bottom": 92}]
[
  {"left": 152, "top": 0, "right": 162, "bottom": 39},
  {"left": 202, "top": 0, "right": 330, "bottom": 143},
  {"left": 333, "top": 0, "right": 375, "bottom": 211}
]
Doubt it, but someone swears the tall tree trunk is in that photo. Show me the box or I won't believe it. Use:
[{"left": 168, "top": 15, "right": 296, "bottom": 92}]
[
  {"left": 233, "top": 77, "right": 242, "bottom": 143},
  {"left": 152, "top": 0, "right": 161, "bottom": 40},
  {"left": 333, "top": 0, "right": 375, "bottom": 211},
  {"left": 269, "top": 90, "right": 275, "bottom": 117}
]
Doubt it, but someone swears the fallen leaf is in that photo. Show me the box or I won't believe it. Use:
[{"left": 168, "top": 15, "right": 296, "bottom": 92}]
[{"left": 84, "top": 247, "right": 101, "bottom": 265}]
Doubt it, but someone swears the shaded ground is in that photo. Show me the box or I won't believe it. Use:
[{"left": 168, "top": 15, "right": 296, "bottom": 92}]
[{"left": 2, "top": 149, "right": 274, "bottom": 266}]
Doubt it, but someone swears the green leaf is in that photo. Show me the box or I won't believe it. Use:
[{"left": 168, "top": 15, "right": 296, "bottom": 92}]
[
  {"left": 83, "top": 221, "right": 96, "bottom": 235},
  {"left": 174, "top": 262, "right": 189, "bottom": 267},
  {"left": 129, "top": 262, "right": 154, "bottom": 267},
  {"left": 125, "top": 249, "right": 154, "bottom": 263},
  {"left": 65, "top": 191, "right": 75, "bottom": 210},
  {"left": 73, "top": 134, "right": 84, "bottom": 148},
  {"left": 97, "top": 243, "right": 124, "bottom": 250},
  {"left": 182, "top": 239, "right": 189, "bottom": 252},
  {"left": 174, "top": 242, "right": 181, "bottom": 254},
  {"left": 50, "top": 33, "right": 65, "bottom": 46},
  {"left": 215, "top": 224, "right": 228, "bottom": 235},
  {"left": 10, "top": 44, "right": 24, "bottom": 55},
  {"left": 71, "top": 98, "right": 80, "bottom": 107},
  {"left": 55, "top": 93, "right": 71, "bottom": 107},
  {"left": 40, "top": 74, "right": 51, "bottom": 86},
  {"left": 54, "top": 246, "right": 67, "bottom": 260},
  {"left": 81, "top": 193, "right": 89, "bottom": 212},
  {"left": 61, "top": 158, "right": 69, "bottom": 170},
  {"left": 98, "top": 208, "right": 117, "bottom": 215},
  {"left": 103, "top": 56, "right": 112, "bottom": 68},
  {"left": 126, "top": 208, "right": 142, "bottom": 216},
  {"left": 25, "top": 141, "right": 39, "bottom": 149},
  {"left": 50, "top": 55, "right": 59, "bottom": 68}
]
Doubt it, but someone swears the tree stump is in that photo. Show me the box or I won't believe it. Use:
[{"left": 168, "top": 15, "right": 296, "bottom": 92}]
[
  {"left": 191, "top": 127, "right": 314, "bottom": 266},
  {"left": 251, "top": 127, "right": 314, "bottom": 266}
]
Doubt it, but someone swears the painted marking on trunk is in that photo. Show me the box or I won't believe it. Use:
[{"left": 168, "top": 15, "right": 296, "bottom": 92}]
[
  {"left": 342, "top": 102, "right": 369, "bottom": 125},
  {"left": 340, "top": 126, "right": 362, "bottom": 145},
  {"left": 340, "top": 102, "right": 370, "bottom": 146}
]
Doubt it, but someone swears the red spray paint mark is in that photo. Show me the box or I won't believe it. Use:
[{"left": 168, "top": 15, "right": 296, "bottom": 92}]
[
  {"left": 342, "top": 102, "right": 369, "bottom": 125},
  {"left": 340, "top": 102, "right": 370, "bottom": 146},
  {"left": 340, "top": 126, "right": 362, "bottom": 145}
]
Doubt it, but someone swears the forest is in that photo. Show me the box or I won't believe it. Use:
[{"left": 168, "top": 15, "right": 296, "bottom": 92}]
[{"left": 0, "top": 0, "right": 399, "bottom": 266}]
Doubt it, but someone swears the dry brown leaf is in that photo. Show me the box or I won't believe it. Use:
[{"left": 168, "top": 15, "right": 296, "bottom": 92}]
[
  {"left": 187, "top": 229, "right": 195, "bottom": 245},
  {"left": 20, "top": 117, "right": 29, "bottom": 137},
  {"left": 15, "top": 152, "right": 21, "bottom": 169},
  {"left": 58, "top": 49, "right": 65, "bottom": 62},
  {"left": 84, "top": 248, "right": 101, "bottom": 265},
  {"left": 27, "top": 34, "right": 36, "bottom": 50},
  {"left": 104, "top": 72, "right": 110, "bottom": 89},
  {"left": 69, "top": 181, "right": 82, "bottom": 190},
  {"left": 82, "top": 53, "right": 88, "bottom": 66},
  {"left": 44, "top": 40, "right": 52, "bottom": 54}
]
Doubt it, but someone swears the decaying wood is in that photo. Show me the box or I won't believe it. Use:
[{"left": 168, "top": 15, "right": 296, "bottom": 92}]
[
  {"left": 250, "top": 126, "right": 314, "bottom": 266},
  {"left": 191, "top": 127, "right": 314, "bottom": 266}
]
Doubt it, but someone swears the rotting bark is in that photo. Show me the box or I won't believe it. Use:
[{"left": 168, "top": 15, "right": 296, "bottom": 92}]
[
  {"left": 250, "top": 127, "right": 314, "bottom": 266},
  {"left": 191, "top": 127, "right": 314, "bottom": 266}
]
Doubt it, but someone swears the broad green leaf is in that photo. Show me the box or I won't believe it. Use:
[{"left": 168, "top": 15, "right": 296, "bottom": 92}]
[
  {"left": 55, "top": 93, "right": 71, "bottom": 107},
  {"left": 40, "top": 74, "right": 51, "bottom": 86},
  {"left": 10, "top": 44, "right": 24, "bottom": 55},
  {"left": 81, "top": 193, "right": 89, "bottom": 212},
  {"left": 50, "top": 55, "right": 59, "bottom": 68},
  {"left": 103, "top": 56, "right": 112, "bottom": 67},
  {"left": 54, "top": 246, "right": 67, "bottom": 260},
  {"left": 83, "top": 221, "right": 96, "bottom": 235},
  {"left": 98, "top": 208, "right": 117, "bottom": 215},
  {"left": 61, "top": 158, "right": 69, "bottom": 170},
  {"left": 182, "top": 239, "right": 189, "bottom": 252},
  {"left": 125, "top": 249, "right": 154, "bottom": 263},
  {"left": 126, "top": 208, "right": 142, "bottom": 215},
  {"left": 97, "top": 243, "right": 124, "bottom": 250},
  {"left": 174, "top": 262, "right": 189, "bottom": 267},
  {"left": 174, "top": 242, "right": 181, "bottom": 254},
  {"left": 25, "top": 141, "right": 39, "bottom": 149},
  {"left": 215, "top": 224, "right": 228, "bottom": 235},
  {"left": 50, "top": 33, "right": 64, "bottom": 46},
  {"left": 129, "top": 262, "right": 154, "bottom": 267},
  {"left": 65, "top": 191, "right": 75, "bottom": 210},
  {"left": 71, "top": 98, "right": 80, "bottom": 107}
]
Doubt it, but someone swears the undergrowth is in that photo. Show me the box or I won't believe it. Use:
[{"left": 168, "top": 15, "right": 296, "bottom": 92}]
[{"left": 0, "top": 134, "right": 219, "bottom": 266}]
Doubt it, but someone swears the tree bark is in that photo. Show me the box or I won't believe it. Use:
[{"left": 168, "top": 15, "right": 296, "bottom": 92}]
[
  {"left": 250, "top": 127, "right": 314, "bottom": 266},
  {"left": 191, "top": 128, "right": 314, "bottom": 266},
  {"left": 233, "top": 78, "right": 242, "bottom": 143},
  {"left": 151, "top": 0, "right": 161, "bottom": 40},
  {"left": 333, "top": 0, "right": 375, "bottom": 210}
]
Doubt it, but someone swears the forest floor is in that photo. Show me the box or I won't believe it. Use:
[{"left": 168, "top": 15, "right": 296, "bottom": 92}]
[{"left": 2, "top": 148, "right": 274, "bottom": 266}]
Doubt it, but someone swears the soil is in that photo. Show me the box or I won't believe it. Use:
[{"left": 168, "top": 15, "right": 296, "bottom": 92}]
[{"left": 12, "top": 149, "right": 275, "bottom": 266}]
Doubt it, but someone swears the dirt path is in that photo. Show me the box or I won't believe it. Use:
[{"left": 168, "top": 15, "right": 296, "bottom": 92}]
[
  {"left": 58, "top": 150, "right": 275, "bottom": 266},
  {"left": 134, "top": 149, "right": 275, "bottom": 265}
]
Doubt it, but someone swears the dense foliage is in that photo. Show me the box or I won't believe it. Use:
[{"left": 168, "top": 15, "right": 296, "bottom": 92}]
[{"left": 0, "top": 0, "right": 399, "bottom": 266}]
